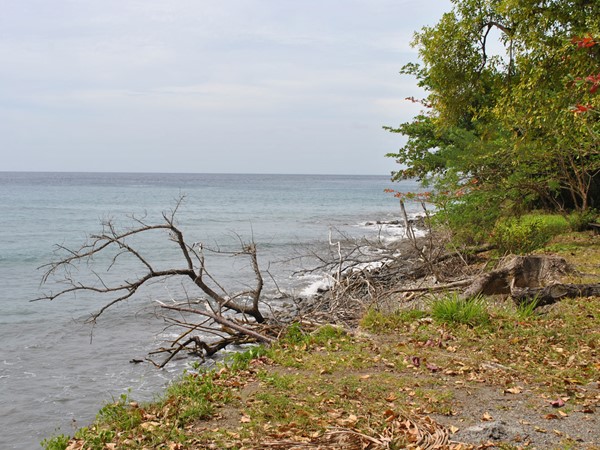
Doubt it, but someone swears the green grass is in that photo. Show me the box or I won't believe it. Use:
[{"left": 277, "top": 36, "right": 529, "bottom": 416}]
[
  {"left": 360, "top": 307, "right": 428, "bottom": 332},
  {"left": 41, "top": 232, "right": 600, "bottom": 449},
  {"left": 225, "top": 344, "right": 268, "bottom": 371},
  {"left": 40, "top": 434, "right": 70, "bottom": 450},
  {"left": 429, "top": 293, "right": 490, "bottom": 327}
]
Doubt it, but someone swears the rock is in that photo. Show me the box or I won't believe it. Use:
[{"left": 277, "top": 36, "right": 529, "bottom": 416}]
[{"left": 455, "top": 421, "right": 517, "bottom": 443}]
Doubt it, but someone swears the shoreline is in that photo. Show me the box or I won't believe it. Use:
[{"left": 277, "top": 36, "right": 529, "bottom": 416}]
[{"left": 46, "top": 229, "right": 600, "bottom": 449}]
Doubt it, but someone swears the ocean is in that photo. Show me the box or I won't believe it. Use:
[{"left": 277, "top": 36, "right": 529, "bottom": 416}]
[{"left": 0, "top": 172, "right": 421, "bottom": 449}]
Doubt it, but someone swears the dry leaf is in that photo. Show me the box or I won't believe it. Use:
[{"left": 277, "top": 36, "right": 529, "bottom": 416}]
[
  {"left": 240, "top": 415, "right": 251, "bottom": 423},
  {"left": 550, "top": 398, "right": 565, "bottom": 408},
  {"left": 505, "top": 386, "right": 523, "bottom": 394},
  {"left": 140, "top": 421, "right": 160, "bottom": 431},
  {"left": 337, "top": 414, "right": 359, "bottom": 427},
  {"left": 482, "top": 412, "right": 493, "bottom": 421},
  {"left": 426, "top": 363, "right": 440, "bottom": 372},
  {"left": 66, "top": 441, "right": 85, "bottom": 450}
]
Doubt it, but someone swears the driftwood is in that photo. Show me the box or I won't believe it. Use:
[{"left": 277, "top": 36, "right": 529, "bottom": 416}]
[
  {"left": 462, "top": 254, "right": 599, "bottom": 306},
  {"left": 36, "top": 196, "right": 277, "bottom": 368},
  {"left": 512, "top": 283, "right": 600, "bottom": 306}
]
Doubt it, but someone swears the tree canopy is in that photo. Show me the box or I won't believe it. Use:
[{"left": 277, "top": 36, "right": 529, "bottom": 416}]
[{"left": 386, "top": 0, "right": 599, "bottom": 225}]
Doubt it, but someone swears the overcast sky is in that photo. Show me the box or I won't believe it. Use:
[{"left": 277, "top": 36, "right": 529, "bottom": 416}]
[{"left": 0, "top": 0, "right": 452, "bottom": 175}]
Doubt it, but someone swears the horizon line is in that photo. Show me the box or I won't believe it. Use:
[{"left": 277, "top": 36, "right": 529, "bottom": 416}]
[{"left": 1, "top": 169, "right": 396, "bottom": 178}]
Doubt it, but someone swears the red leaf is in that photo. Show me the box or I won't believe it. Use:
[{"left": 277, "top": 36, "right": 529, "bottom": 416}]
[{"left": 426, "top": 363, "right": 440, "bottom": 373}]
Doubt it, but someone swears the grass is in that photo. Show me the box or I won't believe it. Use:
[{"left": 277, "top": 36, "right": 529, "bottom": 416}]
[
  {"left": 429, "top": 293, "right": 490, "bottom": 327},
  {"left": 43, "top": 295, "right": 600, "bottom": 448},
  {"left": 42, "top": 230, "right": 600, "bottom": 450}
]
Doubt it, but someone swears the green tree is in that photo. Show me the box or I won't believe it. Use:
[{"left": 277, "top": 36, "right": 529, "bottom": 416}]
[{"left": 386, "top": 0, "right": 599, "bottom": 227}]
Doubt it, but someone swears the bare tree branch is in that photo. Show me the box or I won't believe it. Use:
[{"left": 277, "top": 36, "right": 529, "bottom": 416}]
[{"left": 36, "top": 197, "right": 275, "bottom": 367}]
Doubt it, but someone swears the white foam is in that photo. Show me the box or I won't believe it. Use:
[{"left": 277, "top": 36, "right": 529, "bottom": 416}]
[{"left": 297, "top": 274, "right": 334, "bottom": 298}]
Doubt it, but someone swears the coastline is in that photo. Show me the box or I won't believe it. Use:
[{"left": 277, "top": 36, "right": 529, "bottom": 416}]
[{"left": 45, "top": 228, "right": 600, "bottom": 449}]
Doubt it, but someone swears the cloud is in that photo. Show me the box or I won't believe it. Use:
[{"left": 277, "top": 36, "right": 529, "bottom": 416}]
[{"left": 0, "top": 0, "right": 453, "bottom": 173}]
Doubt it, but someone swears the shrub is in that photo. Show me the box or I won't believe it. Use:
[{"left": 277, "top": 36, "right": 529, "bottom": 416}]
[
  {"left": 490, "top": 214, "right": 569, "bottom": 254},
  {"left": 567, "top": 209, "right": 598, "bottom": 232}
]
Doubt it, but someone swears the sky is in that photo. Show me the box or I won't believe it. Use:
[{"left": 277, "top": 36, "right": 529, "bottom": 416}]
[{"left": 0, "top": 0, "right": 453, "bottom": 175}]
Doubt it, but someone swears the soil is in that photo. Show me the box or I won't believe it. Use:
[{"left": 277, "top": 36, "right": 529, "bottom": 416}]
[{"left": 197, "top": 232, "right": 600, "bottom": 449}]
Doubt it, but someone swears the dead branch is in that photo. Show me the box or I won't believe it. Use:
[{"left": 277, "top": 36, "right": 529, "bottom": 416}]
[
  {"left": 157, "top": 302, "right": 275, "bottom": 344},
  {"left": 511, "top": 283, "right": 600, "bottom": 306},
  {"left": 36, "top": 197, "right": 275, "bottom": 366}
]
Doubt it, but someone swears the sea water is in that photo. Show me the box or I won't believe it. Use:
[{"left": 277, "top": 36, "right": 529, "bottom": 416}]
[{"left": 0, "top": 172, "right": 420, "bottom": 449}]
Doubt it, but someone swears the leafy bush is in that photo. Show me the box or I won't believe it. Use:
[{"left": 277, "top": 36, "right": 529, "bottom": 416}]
[
  {"left": 490, "top": 214, "right": 569, "bottom": 254},
  {"left": 433, "top": 190, "right": 501, "bottom": 246},
  {"left": 567, "top": 209, "right": 598, "bottom": 232},
  {"left": 430, "top": 294, "right": 489, "bottom": 327}
]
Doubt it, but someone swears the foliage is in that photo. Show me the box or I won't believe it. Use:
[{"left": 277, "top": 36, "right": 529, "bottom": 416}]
[
  {"left": 490, "top": 214, "right": 570, "bottom": 254},
  {"left": 386, "top": 0, "right": 600, "bottom": 229},
  {"left": 280, "top": 322, "right": 347, "bottom": 347},
  {"left": 567, "top": 208, "right": 598, "bottom": 231},
  {"left": 430, "top": 294, "right": 490, "bottom": 327},
  {"left": 40, "top": 434, "right": 70, "bottom": 450},
  {"left": 514, "top": 297, "right": 540, "bottom": 320},
  {"left": 226, "top": 345, "right": 268, "bottom": 371},
  {"left": 43, "top": 230, "right": 600, "bottom": 449},
  {"left": 46, "top": 283, "right": 600, "bottom": 448}
]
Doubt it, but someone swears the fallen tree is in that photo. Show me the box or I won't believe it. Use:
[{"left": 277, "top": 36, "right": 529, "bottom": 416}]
[
  {"left": 35, "top": 198, "right": 277, "bottom": 368},
  {"left": 461, "top": 254, "right": 600, "bottom": 306}
]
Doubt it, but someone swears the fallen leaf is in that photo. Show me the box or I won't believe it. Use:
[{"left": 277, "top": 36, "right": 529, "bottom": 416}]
[
  {"left": 140, "top": 421, "right": 160, "bottom": 431},
  {"left": 550, "top": 398, "right": 565, "bottom": 408},
  {"left": 168, "top": 443, "right": 184, "bottom": 450},
  {"left": 482, "top": 412, "right": 493, "bottom": 421},
  {"left": 505, "top": 386, "right": 523, "bottom": 394},
  {"left": 240, "top": 415, "right": 251, "bottom": 423},
  {"left": 449, "top": 425, "right": 460, "bottom": 434},
  {"left": 359, "top": 374, "right": 371, "bottom": 380},
  {"left": 426, "top": 363, "right": 440, "bottom": 372},
  {"left": 337, "top": 414, "right": 359, "bottom": 426},
  {"left": 544, "top": 414, "right": 559, "bottom": 420},
  {"left": 411, "top": 356, "right": 421, "bottom": 368},
  {"left": 66, "top": 441, "right": 85, "bottom": 450}
]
